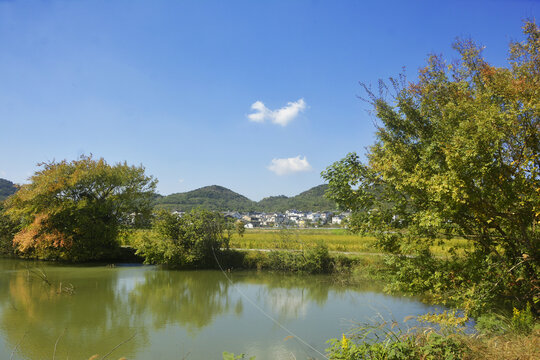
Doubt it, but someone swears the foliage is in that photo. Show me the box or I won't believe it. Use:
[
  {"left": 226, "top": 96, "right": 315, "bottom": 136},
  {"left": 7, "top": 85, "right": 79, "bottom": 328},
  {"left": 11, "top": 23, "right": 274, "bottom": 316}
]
[
  {"left": 222, "top": 352, "right": 255, "bottom": 360},
  {"left": 257, "top": 184, "right": 337, "bottom": 212},
  {"left": 3, "top": 156, "right": 156, "bottom": 261},
  {"left": 511, "top": 303, "right": 536, "bottom": 334},
  {"left": 0, "top": 203, "right": 19, "bottom": 255},
  {"left": 417, "top": 310, "right": 469, "bottom": 331},
  {"left": 0, "top": 178, "right": 17, "bottom": 201},
  {"left": 154, "top": 184, "right": 337, "bottom": 212},
  {"left": 134, "top": 208, "right": 235, "bottom": 268},
  {"left": 248, "top": 243, "right": 334, "bottom": 274},
  {"left": 235, "top": 220, "right": 245, "bottom": 237},
  {"left": 382, "top": 249, "right": 539, "bottom": 316},
  {"left": 326, "top": 312, "right": 540, "bottom": 360},
  {"left": 322, "top": 20, "right": 540, "bottom": 312},
  {"left": 326, "top": 325, "right": 467, "bottom": 360},
  {"left": 154, "top": 185, "right": 257, "bottom": 212}
]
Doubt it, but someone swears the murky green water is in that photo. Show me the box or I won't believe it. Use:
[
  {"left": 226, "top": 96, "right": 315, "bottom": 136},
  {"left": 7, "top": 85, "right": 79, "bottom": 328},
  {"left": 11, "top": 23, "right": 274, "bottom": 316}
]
[{"left": 0, "top": 259, "right": 443, "bottom": 359}]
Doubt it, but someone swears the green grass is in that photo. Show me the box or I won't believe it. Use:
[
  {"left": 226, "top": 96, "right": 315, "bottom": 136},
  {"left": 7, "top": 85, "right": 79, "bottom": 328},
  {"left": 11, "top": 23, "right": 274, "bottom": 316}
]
[{"left": 230, "top": 229, "right": 473, "bottom": 256}]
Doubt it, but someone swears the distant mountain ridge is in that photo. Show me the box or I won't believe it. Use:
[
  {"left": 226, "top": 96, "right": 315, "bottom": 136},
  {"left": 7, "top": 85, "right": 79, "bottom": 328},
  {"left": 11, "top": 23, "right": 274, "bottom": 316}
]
[
  {"left": 154, "top": 185, "right": 257, "bottom": 212},
  {"left": 154, "top": 184, "right": 336, "bottom": 212},
  {"left": 0, "top": 178, "right": 17, "bottom": 201}
]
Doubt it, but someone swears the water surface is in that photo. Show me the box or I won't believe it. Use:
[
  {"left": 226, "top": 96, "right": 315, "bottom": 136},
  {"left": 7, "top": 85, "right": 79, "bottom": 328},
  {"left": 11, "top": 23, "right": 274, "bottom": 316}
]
[{"left": 0, "top": 259, "right": 444, "bottom": 359}]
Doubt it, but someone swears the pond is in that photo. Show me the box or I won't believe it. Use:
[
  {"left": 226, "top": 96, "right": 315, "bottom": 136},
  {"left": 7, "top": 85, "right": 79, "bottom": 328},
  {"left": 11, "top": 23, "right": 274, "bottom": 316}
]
[{"left": 0, "top": 259, "right": 446, "bottom": 360}]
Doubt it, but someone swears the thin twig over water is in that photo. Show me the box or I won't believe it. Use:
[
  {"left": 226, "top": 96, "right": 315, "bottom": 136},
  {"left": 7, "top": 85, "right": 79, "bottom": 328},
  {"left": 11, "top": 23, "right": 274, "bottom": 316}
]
[
  {"left": 100, "top": 333, "right": 136, "bottom": 360},
  {"left": 10, "top": 332, "right": 27, "bottom": 360},
  {"left": 52, "top": 328, "right": 66, "bottom": 360}
]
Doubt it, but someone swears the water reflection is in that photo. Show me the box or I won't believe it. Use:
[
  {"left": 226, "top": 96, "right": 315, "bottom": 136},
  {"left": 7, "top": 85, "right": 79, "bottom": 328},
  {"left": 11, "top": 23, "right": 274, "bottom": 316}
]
[
  {"left": 0, "top": 261, "right": 144, "bottom": 359},
  {"left": 0, "top": 259, "right": 430, "bottom": 360},
  {"left": 128, "top": 270, "right": 239, "bottom": 333}
]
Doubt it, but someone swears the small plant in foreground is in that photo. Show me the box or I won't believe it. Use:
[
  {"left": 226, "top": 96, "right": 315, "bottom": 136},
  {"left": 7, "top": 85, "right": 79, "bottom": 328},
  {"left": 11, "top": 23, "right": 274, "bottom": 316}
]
[
  {"left": 326, "top": 318, "right": 468, "bottom": 360},
  {"left": 511, "top": 303, "right": 536, "bottom": 335},
  {"left": 222, "top": 351, "right": 255, "bottom": 360}
]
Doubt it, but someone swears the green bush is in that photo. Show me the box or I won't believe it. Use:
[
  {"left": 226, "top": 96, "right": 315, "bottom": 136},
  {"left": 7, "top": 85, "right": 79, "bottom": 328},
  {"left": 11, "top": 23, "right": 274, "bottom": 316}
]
[
  {"left": 383, "top": 250, "right": 539, "bottom": 316},
  {"left": 326, "top": 325, "right": 467, "bottom": 360},
  {"left": 511, "top": 303, "right": 536, "bottom": 335},
  {"left": 134, "top": 209, "right": 232, "bottom": 268},
  {"left": 303, "top": 243, "right": 333, "bottom": 274}
]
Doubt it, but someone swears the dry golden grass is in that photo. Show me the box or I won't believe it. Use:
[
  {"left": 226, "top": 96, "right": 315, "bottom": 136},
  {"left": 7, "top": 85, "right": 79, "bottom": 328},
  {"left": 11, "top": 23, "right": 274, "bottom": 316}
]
[{"left": 466, "top": 329, "right": 540, "bottom": 360}]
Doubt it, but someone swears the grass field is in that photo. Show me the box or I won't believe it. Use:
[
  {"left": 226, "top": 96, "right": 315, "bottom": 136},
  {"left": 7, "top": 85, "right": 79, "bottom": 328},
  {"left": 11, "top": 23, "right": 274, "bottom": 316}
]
[
  {"left": 229, "top": 228, "right": 473, "bottom": 256},
  {"left": 123, "top": 228, "right": 473, "bottom": 257},
  {"left": 230, "top": 228, "right": 379, "bottom": 253}
]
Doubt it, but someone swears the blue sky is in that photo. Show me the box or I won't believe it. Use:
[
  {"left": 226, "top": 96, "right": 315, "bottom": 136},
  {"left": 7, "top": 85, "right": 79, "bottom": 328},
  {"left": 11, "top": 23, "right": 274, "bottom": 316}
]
[{"left": 0, "top": 0, "right": 537, "bottom": 200}]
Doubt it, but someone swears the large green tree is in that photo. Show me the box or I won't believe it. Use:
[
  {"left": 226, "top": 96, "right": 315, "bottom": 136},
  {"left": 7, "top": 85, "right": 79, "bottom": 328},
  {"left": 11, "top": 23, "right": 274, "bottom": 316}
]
[
  {"left": 322, "top": 21, "right": 539, "bottom": 311},
  {"left": 3, "top": 156, "right": 157, "bottom": 261}
]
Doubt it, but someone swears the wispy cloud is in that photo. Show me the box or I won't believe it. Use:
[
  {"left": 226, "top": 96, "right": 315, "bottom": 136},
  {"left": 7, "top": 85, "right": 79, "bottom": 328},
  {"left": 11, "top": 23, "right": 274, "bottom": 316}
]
[
  {"left": 248, "top": 98, "right": 306, "bottom": 126},
  {"left": 268, "top": 156, "right": 312, "bottom": 175}
]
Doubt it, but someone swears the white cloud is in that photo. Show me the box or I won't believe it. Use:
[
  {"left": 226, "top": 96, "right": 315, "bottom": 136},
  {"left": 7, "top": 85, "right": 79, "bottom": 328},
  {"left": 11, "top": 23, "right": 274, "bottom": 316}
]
[
  {"left": 248, "top": 98, "right": 306, "bottom": 126},
  {"left": 267, "top": 155, "right": 312, "bottom": 175},
  {"left": 178, "top": 178, "right": 184, "bottom": 184}
]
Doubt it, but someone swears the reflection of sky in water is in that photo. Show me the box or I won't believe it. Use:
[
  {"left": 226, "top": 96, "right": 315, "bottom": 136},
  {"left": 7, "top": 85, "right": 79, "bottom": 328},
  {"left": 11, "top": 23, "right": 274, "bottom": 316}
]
[
  {"left": 262, "top": 287, "right": 310, "bottom": 319},
  {"left": 114, "top": 271, "right": 147, "bottom": 295},
  {"left": 0, "top": 261, "right": 455, "bottom": 360}
]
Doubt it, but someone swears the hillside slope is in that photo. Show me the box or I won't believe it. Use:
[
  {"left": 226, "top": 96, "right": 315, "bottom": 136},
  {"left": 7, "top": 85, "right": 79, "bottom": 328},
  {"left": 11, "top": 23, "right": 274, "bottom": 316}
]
[
  {"left": 154, "top": 185, "right": 257, "bottom": 212},
  {"left": 258, "top": 185, "right": 336, "bottom": 212},
  {"left": 0, "top": 179, "right": 17, "bottom": 201},
  {"left": 155, "top": 184, "right": 336, "bottom": 212}
]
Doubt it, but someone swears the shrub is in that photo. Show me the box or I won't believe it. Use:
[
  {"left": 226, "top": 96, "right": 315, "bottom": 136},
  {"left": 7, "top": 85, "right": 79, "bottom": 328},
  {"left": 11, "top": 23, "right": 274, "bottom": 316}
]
[
  {"left": 134, "top": 209, "right": 232, "bottom": 268},
  {"left": 326, "top": 323, "right": 468, "bottom": 360}
]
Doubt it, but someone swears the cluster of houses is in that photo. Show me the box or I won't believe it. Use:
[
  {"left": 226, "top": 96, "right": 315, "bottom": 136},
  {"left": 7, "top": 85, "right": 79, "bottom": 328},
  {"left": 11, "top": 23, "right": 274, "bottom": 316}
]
[
  {"left": 170, "top": 209, "right": 350, "bottom": 228},
  {"left": 222, "top": 210, "right": 351, "bottom": 228}
]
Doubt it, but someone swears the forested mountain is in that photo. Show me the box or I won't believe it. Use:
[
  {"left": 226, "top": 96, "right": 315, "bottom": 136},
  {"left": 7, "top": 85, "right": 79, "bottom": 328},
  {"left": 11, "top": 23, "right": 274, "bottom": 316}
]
[
  {"left": 0, "top": 179, "right": 17, "bottom": 201},
  {"left": 258, "top": 185, "right": 336, "bottom": 212},
  {"left": 154, "top": 184, "right": 337, "bottom": 212},
  {"left": 154, "top": 185, "right": 257, "bottom": 212}
]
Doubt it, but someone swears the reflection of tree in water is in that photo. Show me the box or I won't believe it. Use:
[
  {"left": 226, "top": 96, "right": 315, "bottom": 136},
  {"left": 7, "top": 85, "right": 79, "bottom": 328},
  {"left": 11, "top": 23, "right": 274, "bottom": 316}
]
[
  {"left": 0, "top": 261, "right": 146, "bottom": 359},
  {"left": 0, "top": 260, "right": 387, "bottom": 359},
  {"left": 128, "top": 270, "right": 239, "bottom": 333}
]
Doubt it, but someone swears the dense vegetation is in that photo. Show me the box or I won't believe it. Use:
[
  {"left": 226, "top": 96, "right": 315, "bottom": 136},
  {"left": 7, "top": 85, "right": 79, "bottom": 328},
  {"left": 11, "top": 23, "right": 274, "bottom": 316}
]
[
  {"left": 2, "top": 156, "right": 156, "bottom": 261},
  {"left": 154, "top": 185, "right": 257, "bottom": 212},
  {"left": 0, "top": 178, "right": 17, "bottom": 201},
  {"left": 154, "top": 184, "right": 337, "bottom": 212},
  {"left": 134, "top": 208, "right": 235, "bottom": 268},
  {"left": 323, "top": 20, "right": 539, "bottom": 316},
  {"left": 257, "top": 184, "right": 337, "bottom": 212}
]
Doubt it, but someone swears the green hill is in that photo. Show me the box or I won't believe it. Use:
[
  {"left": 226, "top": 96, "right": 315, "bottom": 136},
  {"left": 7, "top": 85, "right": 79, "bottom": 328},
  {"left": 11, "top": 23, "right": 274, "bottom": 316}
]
[
  {"left": 154, "top": 185, "right": 257, "bottom": 212},
  {"left": 0, "top": 179, "right": 17, "bottom": 201},
  {"left": 155, "top": 184, "right": 336, "bottom": 212},
  {"left": 258, "top": 185, "right": 336, "bottom": 212}
]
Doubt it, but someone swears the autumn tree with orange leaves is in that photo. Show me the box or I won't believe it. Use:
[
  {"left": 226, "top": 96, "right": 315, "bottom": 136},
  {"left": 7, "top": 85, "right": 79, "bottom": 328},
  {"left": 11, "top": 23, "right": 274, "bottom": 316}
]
[
  {"left": 323, "top": 21, "right": 539, "bottom": 313},
  {"left": 3, "top": 156, "right": 157, "bottom": 261}
]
